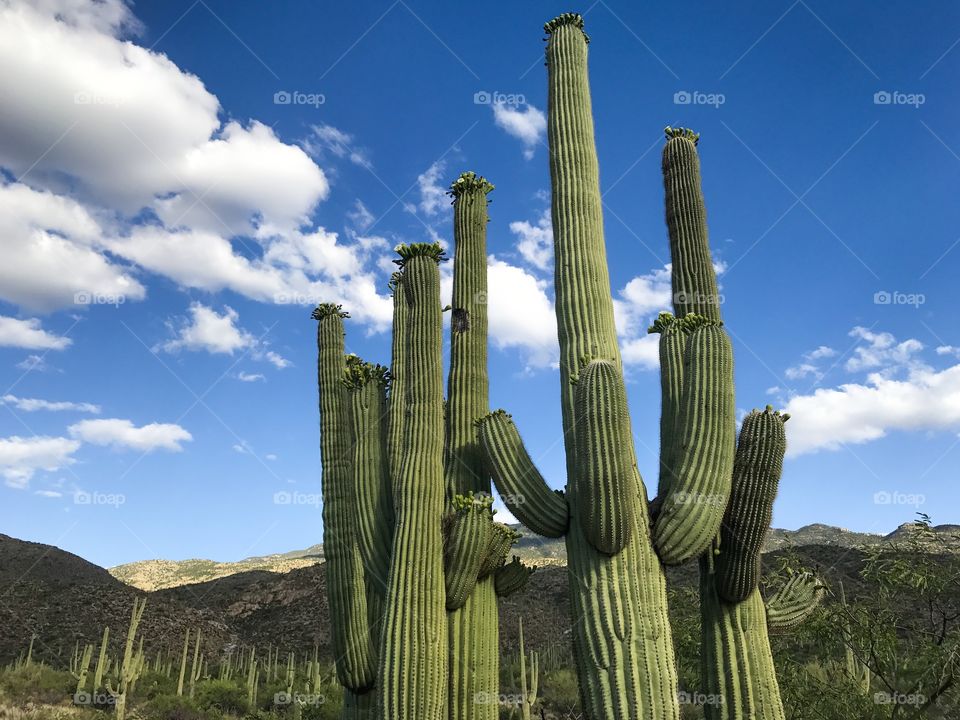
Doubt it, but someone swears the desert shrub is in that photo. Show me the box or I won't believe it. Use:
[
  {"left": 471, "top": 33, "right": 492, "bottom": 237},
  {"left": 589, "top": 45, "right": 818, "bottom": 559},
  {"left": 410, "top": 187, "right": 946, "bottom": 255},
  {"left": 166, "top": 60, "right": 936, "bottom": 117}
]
[
  {"left": 140, "top": 694, "right": 208, "bottom": 720},
  {"left": 0, "top": 665, "right": 74, "bottom": 705},
  {"left": 194, "top": 679, "right": 248, "bottom": 716}
]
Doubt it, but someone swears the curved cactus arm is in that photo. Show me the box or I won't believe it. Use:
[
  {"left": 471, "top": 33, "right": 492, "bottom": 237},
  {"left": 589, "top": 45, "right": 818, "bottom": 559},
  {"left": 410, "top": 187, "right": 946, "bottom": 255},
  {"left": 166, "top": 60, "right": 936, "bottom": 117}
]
[
  {"left": 314, "top": 305, "right": 376, "bottom": 694},
  {"left": 573, "top": 359, "right": 636, "bottom": 554},
  {"left": 477, "top": 522, "right": 521, "bottom": 579},
  {"left": 653, "top": 319, "right": 736, "bottom": 565},
  {"left": 443, "top": 493, "right": 495, "bottom": 611},
  {"left": 764, "top": 572, "right": 825, "bottom": 635},
  {"left": 476, "top": 410, "right": 569, "bottom": 538},
  {"left": 714, "top": 407, "right": 789, "bottom": 603},
  {"left": 494, "top": 556, "right": 535, "bottom": 597}
]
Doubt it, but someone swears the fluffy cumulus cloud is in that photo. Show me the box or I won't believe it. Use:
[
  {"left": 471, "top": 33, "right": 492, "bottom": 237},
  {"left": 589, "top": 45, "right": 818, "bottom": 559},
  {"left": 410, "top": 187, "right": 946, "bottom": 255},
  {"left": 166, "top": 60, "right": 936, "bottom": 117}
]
[
  {"left": 612, "top": 265, "right": 673, "bottom": 370},
  {"left": 784, "top": 364, "right": 960, "bottom": 457},
  {"left": 0, "top": 1, "right": 393, "bottom": 324},
  {"left": 68, "top": 418, "right": 192, "bottom": 452},
  {"left": 845, "top": 327, "right": 924, "bottom": 374},
  {"left": 0, "top": 315, "right": 72, "bottom": 350},
  {"left": 509, "top": 210, "right": 553, "bottom": 271},
  {"left": 492, "top": 103, "right": 546, "bottom": 160},
  {"left": 0, "top": 435, "right": 81, "bottom": 488},
  {"left": 1, "top": 395, "right": 100, "bottom": 413},
  {"left": 160, "top": 304, "right": 254, "bottom": 355},
  {"left": 785, "top": 345, "right": 838, "bottom": 382},
  {"left": 486, "top": 258, "right": 558, "bottom": 367},
  {"left": 410, "top": 160, "right": 449, "bottom": 218}
]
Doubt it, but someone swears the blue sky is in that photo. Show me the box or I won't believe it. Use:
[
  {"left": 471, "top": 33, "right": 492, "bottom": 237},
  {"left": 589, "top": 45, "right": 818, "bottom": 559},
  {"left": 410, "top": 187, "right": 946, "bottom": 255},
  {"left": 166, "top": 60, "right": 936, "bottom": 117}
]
[{"left": 1, "top": 0, "right": 958, "bottom": 568}]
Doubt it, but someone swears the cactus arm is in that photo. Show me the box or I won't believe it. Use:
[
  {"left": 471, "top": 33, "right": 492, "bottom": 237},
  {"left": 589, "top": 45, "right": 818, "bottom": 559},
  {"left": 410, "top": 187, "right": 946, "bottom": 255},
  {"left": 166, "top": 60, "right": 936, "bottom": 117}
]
[
  {"left": 494, "top": 556, "right": 535, "bottom": 597},
  {"left": 653, "top": 320, "right": 736, "bottom": 566},
  {"left": 377, "top": 246, "right": 448, "bottom": 719},
  {"left": 544, "top": 14, "right": 678, "bottom": 719},
  {"left": 477, "top": 523, "right": 521, "bottom": 579},
  {"left": 314, "top": 305, "right": 376, "bottom": 694},
  {"left": 574, "top": 359, "right": 636, "bottom": 555},
  {"left": 345, "top": 362, "right": 394, "bottom": 596},
  {"left": 715, "top": 408, "right": 788, "bottom": 602},
  {"left": 764, "top": 572, "right": 825, "bottom": 635},
  {"left": 387, "top": 273, "right": 408, "bottom": 485},
  {"left": 662, "top": 128, "right": 721, "bottom": 321},
  {"left": 648, "top": 312, "right": 687, "bottom": 499},
  {"left": 476, "top": 410, "right": 568, "bottom": 538},
  {"left": 443, "top": 493, "right": 495, "bottom": 611}
]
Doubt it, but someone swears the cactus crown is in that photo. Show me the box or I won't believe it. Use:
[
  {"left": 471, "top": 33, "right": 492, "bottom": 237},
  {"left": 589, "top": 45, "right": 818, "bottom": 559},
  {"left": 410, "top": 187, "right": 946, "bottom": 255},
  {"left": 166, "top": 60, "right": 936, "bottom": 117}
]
[
  {"left": 343, "top": 359, "right": 390, "bottom": 390},
  {"left": 475, "top": 408, "right": 512, "bottom": 427},
  {"left": 448, "top": 171, "right": 494, "bottom": 198},
  {"left": 664, "top": 126, "right": 700, "bottom": 146},
  {"left": 393, "top": 242, "right": 448, "bottom": 267},
  {"left": 387, "top": 271, "right": 403, "bottom": 293},
  {"left": 750, "top": 405, "right": 791, "bottom": 423},
  {"left": 647, "top": 311, "right": 719, "bottom": 334},
  {"left": 451, "top": 491, "right": 495, "bottom": 512},
  {"left": 491, "top": 523, "right": 522, "bottom": 545},
  {"left": 311, "top": 303, "right": 349, "bottom": 321},
  {"left": 544, "top": 12, "right": 589, "bottom": 42}
]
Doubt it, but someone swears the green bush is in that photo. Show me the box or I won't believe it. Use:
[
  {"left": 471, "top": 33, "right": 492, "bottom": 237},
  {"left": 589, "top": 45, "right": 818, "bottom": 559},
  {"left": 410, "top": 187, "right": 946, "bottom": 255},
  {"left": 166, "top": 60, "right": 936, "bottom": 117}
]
[
  {"left": 140, "top": 694, "right": 209, "bottom": 720},
  {"left": 194, "top": 679, "right": 248, "bottom": 716},
  {"left": 0, "top": 665, "right": 74, "bottom": 705}
]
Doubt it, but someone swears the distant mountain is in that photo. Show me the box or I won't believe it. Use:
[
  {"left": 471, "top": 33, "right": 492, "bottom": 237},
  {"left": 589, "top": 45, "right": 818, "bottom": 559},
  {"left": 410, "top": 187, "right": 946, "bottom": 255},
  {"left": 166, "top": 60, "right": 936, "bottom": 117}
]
[{"left": 108, "top": 523, "right": 960, "bottom": 591}]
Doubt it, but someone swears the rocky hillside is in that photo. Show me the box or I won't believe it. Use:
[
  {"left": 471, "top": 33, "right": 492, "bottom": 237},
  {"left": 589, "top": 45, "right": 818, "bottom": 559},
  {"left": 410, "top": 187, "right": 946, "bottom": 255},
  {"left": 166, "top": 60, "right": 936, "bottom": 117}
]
[{"left": 109, "top": 522, "right": 960, "bottom": 591}]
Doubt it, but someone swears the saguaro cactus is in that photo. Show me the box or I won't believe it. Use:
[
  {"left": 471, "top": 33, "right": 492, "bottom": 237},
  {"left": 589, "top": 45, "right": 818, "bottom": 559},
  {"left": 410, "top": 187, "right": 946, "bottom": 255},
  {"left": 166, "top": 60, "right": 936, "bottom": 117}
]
[
  {"left": 106, "top": 596, "right": 145, "bottom": 720},
  {"left": 376, "top": 244, "right": 449, "bottom": 719}
]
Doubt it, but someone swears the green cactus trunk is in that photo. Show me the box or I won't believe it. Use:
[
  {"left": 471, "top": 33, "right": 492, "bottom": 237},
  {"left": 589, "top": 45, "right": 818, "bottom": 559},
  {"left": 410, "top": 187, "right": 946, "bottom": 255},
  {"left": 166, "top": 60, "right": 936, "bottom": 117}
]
[
  {"left": 377, "top": 251, "right": 448, "bottom": 720},
  {"left": 444, "top": 173, "right": 499, "bottom": 720},
  {"left": 544, "top": 14, "right": 678, "bottom": 719},
  {"left": 700, "top": 555, "right": 785, "bottom": 720},
  {"left": 315, "top": 307, "right": 376, "bottom": 696},
  {"left": 387, "top": 273, "right": 408, "bottom": 485}
]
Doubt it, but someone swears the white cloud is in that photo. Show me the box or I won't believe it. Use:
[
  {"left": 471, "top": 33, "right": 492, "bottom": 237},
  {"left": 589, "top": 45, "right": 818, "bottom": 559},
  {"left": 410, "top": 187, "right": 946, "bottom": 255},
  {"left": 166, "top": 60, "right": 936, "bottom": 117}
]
[
  {"left": 69, "top": 418, "right": 192, "bottom": 452},
  {"left": 0, "top": 435, "right": 80, "bottom": 488},
  {"left": 785, "top": 363, "right": 820, "bottom": 381},
  {"left": 620, "top": 334, "right": 660, "bottom": 370},
  {"left": 0, "top": 184, "right": 145, "bottom": 312},
  {"left": 845, "top": 327, "right": 924, "bottom": 374},
  {"left": 509, "top": 210, "right": 553, "bottom": 271},
  {"left": 413, "top": 161, "right": 449, "bottom": 217},
  {"left": 2, "top": 394, "right": 100, "bottom": 413},
  {"left": 0, "top": 315, "right": 72, "bottom": 350},
  {"left": 160, "top": 304, "right": 254, "bottom": 355},
  {"left": 237, "top": 371, "right": 265, "bottom": 382},
  {"left": 485, "top": 257, "right": 558, "bottom": 368},
  {"left": 304, "top": 123, "right": 372, "bottom": 170},
  {"left": 16, "top": 355, "right": 55, "bottom": 373},
  {"left": 347, "top": 199, "right": 375, "bottom": 231},
  {"left": 264, "top": 351, "right": 291, "bottom": 369},
  {"left": 265, "top": 453, "right": 278, "bottom": 461},
  {"left": 35, "top": 489, "right": 63, "bottom": 498},
  {"left": 784, "top": 363, "right": 960, "bottom": 456},
  {"left": 807, "top": 345, "right": 837, "bottom": 361},
  {"left": 613, "top": 266, "right": 673, "bottom": 337},
  {"left": 492, "top": 103, "right": 546, "bottom": 160}
]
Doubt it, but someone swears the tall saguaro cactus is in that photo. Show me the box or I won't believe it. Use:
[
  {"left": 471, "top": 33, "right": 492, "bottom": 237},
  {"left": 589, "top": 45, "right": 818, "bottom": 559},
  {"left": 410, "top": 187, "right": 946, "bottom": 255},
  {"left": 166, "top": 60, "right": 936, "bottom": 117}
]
[{"left": 376, "top": 244, "right": 449, "bottom": 720}]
